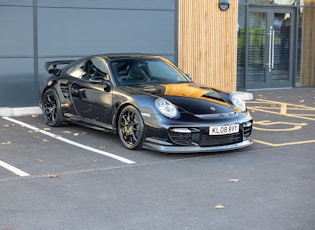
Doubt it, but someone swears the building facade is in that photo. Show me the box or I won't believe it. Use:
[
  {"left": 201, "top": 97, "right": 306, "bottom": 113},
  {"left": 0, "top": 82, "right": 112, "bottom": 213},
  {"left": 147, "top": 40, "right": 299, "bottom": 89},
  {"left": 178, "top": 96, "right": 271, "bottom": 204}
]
[
  {"left": 237, "top": 0, "right": 315, "bottom": 89},
  {"left": 0, "top": 0, "right": 177, "bottom": 108},
  {"left": 177, "top": 0, "right": 239, "bottom": 92}
]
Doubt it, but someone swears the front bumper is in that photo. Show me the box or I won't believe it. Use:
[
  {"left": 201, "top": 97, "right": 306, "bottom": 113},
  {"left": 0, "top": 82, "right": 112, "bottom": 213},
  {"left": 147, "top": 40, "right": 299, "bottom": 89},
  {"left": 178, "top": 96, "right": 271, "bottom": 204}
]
[
  {"left": 141, "top": 111, "right": 253, "bottom": 153},
  {"left": 143, "top": 138, "right": 253, "bottom": 153}
]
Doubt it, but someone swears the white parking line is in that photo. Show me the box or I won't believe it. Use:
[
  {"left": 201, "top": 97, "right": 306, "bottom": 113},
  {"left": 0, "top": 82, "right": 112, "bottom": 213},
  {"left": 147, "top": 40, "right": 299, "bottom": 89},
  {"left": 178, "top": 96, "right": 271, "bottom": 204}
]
[
  {"left": 0, "top": 160, "right": 30, "bottom": 177},
  {"left": 2, "top": 116, "right": 136, "bottom": 165}
]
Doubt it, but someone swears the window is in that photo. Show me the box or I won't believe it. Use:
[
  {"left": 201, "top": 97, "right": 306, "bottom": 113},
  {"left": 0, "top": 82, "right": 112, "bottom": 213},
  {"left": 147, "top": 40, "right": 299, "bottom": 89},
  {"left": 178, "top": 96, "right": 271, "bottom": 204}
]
[
  {"left": 274, "top": 0, "right": 296, "bottom": 4},
  {"left": 66, "top": 58, "right": 108, "bottom": 81},
  {"left": 66, "top": 61, "right": 85, "bottom": 78},
  {"left": 109, "top": 58, "right": 189, "bottom": 86},
  {"left": 90, "top": 58, "right": 108, "bottom": 79},
  {"left": 247, "top": 0, "right": 296, "bottom": 4}
]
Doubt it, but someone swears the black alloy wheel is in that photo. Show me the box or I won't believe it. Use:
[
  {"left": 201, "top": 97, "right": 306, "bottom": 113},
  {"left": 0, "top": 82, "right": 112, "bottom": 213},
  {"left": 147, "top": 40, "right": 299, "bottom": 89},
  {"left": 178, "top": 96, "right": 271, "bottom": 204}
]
[
  {"left": 118, "top": 105, "right": 145, "bottom": 150},
  {"left": 42, "top": 88, "right": 63, "bottom": 127}
]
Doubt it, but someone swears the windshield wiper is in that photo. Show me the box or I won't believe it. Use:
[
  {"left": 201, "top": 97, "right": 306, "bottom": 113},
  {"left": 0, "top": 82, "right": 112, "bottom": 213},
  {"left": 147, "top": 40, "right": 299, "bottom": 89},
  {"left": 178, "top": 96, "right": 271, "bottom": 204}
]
[{"left": 173, "top": 80, "right": 190, "bottom": 84}]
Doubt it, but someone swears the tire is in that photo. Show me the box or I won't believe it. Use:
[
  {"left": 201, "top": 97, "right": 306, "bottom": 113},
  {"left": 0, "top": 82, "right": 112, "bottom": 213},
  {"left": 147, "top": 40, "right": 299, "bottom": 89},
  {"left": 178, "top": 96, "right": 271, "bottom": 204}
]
[
  {"left": 42, "top": 88, "right": 63, "bottom": 127},
  {"left": 118, "top": 105, "right": 145, "bottom": 150}
]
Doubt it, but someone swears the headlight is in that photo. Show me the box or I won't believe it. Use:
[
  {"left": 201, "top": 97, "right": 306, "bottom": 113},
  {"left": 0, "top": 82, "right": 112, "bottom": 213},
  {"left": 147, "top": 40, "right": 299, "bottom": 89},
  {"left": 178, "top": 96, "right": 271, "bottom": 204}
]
[
  {"left": 230, "top": 94, "right": 246, "bottom": 112},
  {"left": 155, "top": 98, "right": 178, "bottom": 118}
]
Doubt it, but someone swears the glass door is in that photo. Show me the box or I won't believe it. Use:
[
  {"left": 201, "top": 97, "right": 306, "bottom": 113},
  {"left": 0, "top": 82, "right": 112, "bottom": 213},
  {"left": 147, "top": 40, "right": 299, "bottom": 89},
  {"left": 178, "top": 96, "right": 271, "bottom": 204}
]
[{"left": 246, "top": 7, "right": 294, "bottom": 89}]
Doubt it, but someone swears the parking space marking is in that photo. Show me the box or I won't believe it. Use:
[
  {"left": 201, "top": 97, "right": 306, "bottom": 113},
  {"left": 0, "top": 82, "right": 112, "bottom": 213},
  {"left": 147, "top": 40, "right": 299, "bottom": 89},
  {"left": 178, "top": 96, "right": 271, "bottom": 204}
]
[
  {"left": 247, "top": 99, "right": 315, "bottom": 147},
  {"left": 253, "top": 120, "right": 307, "bottom": 131},
  {"left": 1, "top": 117, "right": 136, "bottom": 165},
  {"left": 254, "top": 139, "right": 315, "bottom": 147},
  {"left": 0, "top": 160, "right": 30, "bottom": 177},
  {"left": 247, "top": 99, "right": 315, "bottom": 121}
]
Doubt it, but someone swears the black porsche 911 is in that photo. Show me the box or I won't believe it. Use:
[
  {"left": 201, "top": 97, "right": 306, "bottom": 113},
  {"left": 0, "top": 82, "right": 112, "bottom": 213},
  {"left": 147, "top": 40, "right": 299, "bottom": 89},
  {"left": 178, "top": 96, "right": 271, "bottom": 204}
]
[{"left": 40, "top": 54, "right": 253, "bottom": 153}]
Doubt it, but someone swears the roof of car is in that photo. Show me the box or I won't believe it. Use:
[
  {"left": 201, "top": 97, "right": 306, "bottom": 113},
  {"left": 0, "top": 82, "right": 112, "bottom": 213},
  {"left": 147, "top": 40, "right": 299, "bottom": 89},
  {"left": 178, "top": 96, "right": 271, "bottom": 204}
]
[{"left": 96, "top": 53, "right": 162, "bottom": 60}]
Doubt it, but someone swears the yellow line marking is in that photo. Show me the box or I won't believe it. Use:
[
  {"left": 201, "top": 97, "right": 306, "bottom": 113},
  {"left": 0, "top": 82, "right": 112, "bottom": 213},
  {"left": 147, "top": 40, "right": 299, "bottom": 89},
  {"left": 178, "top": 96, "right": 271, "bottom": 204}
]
[
  {"left": 249, "top": 108, "right": 315, "bottom": 121},
  {"left": 249, "top": 99, "right": 315, "bottom": 109},
  {"left": 247, "top": 99, "right": 315, "bottom": 121},
  {"left": 248, "top": 107, "right": 315, "bottom": 111},
  {"left": 247, "top": 99, "right": 315, "bottom": 147},
  {"left": 280, "top": 103, "right": 286, "bottom": 114},
  {"left": 254, "top": 139, "right": 315, "bottom": 147},
  {"left": 253, "top": 120, "right": 307, "bottom": 131},
  {"left": 247, "top": 99, "right": 315, "bottom": 108},
  {"left": 289, "top": 113, "right": 315, "bottom": 116}
]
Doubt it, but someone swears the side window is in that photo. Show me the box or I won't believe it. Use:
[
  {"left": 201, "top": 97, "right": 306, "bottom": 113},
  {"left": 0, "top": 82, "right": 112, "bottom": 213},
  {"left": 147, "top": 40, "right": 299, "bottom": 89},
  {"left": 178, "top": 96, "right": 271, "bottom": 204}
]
[
  {"left": 66, "top": 61, "right": 85, "bottom": 78},
  {"left": 66, "top": 58, "right": 109, "bottom": 81},
  {"left": 91, "top": 58, "right": 109, "bottom": 79}
]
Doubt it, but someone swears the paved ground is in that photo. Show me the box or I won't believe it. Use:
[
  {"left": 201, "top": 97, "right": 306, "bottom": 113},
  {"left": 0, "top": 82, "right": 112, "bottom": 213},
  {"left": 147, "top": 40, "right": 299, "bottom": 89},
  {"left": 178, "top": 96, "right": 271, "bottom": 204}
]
[{"left": 0, "top": 88, "right": 314, "bottom": 230}]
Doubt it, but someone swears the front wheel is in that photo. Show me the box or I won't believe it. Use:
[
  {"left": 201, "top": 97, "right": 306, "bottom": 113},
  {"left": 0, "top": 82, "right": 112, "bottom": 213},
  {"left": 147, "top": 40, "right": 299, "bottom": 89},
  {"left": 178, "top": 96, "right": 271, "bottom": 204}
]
[
  {"left": 42, "top": 88, "right": 63, "bottom": 127},
  {"left": 118, "top": 105, "right": 145, "bottom": 150}
]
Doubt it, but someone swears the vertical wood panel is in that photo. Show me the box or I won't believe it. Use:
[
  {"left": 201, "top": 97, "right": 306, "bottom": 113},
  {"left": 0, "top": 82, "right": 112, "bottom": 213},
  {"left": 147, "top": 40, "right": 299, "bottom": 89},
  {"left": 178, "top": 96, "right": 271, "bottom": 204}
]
[
  {"left": 178, "top": 0, "right": 238, "bottom": 92},
  {"left": 301, "top": 0, "right": 315, "bottom": 86}
]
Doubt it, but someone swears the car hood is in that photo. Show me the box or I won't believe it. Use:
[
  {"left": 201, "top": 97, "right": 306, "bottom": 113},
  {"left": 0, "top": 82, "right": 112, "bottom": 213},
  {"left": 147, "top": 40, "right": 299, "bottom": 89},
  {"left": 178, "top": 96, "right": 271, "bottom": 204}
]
[{"left": 123, "top": 83, "right": 236, "bottom": 115}]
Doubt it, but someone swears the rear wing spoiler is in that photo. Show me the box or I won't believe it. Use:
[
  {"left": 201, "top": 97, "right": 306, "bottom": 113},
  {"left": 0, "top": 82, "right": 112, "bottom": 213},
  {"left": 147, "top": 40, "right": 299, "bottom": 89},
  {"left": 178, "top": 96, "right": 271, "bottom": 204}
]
[{"left": 45, "top": 60, "right": 74, "bottom": 74}]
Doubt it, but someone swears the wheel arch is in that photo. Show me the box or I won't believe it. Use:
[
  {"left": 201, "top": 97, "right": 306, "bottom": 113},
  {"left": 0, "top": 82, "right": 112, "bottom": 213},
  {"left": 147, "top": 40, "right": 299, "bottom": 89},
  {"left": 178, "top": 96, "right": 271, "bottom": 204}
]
[
  {"left": 41, "top": 80, "right": 71, "bottom": 111},
  {"left": 116, "top": 103, "right": 146, "bottom": 150},
  {"left": 42, "top": 86, "right": 64, "bottom": 127},
  {"left": 112, "top": 94, "right": 157, "bottom": 134},
  {"left": 113, "top": 102, "right": 135, "bottom": 134}
]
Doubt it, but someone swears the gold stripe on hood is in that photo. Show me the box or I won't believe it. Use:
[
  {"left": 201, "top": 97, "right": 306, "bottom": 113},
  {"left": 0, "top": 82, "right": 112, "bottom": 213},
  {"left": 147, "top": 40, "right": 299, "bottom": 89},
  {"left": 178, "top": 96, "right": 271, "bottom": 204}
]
[{"left": 162, "top": 83, "right": 230, "bottom": 107}]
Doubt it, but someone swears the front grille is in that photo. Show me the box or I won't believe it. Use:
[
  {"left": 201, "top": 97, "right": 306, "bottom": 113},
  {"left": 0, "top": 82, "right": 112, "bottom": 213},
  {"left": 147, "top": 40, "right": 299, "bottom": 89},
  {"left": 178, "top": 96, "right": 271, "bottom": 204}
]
[
  {"left": 199, "top": 132, "right": 242, "bottom": 147},
  {"left": 169, "top": 132, "right": 192, "bottom": 145},
  {"left": 169, "top": 121, "right": 252, "bottom": 147},
  {"left": 243, "top": 123, "right": 252, "bottom": 138}
]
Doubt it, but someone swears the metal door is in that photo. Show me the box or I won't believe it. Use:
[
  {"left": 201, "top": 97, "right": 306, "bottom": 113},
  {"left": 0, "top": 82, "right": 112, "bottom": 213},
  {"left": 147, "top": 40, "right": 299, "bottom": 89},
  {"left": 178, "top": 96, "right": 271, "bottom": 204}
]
[{"left": 246, "top": 7, "right": 294, "bottom": 89}]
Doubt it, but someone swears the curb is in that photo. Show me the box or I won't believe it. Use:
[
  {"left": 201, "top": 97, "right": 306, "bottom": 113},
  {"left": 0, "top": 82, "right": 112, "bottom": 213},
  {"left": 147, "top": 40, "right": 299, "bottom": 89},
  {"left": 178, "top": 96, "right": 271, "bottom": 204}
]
[
  {"left": 233, "top": 91, "right": 254, "bottom": 101},
  {"left": 0, "top": 107, "right": 42, "bottom": 117}
]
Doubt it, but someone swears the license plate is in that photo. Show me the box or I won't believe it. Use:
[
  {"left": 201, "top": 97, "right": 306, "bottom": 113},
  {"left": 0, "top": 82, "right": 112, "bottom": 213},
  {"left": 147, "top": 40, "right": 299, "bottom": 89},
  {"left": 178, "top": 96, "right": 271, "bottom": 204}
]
[{"left": 209, "top": 124, "right": 239, "bottom": 135}]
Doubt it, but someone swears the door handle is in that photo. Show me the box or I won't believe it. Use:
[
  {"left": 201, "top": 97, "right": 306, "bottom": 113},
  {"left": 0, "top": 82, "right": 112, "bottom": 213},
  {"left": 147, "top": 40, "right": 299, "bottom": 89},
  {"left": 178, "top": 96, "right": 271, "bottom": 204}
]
[
  {"left": 267, "top": 26, "right": 274, "bottom": 72},
  {"left": 268, "top": 29, "right": 271, "bottom": 72},
  {"left": 271, "top": 29, "right": 275, "bottom": 69}
]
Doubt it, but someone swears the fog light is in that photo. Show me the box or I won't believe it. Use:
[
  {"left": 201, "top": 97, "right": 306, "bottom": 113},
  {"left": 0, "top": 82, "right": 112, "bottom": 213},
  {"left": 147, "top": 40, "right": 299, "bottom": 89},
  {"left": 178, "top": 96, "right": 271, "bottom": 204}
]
[
  {"left": 170, "top": 128, "right": 191, "bottom": 133},
  {"left": 244, "top": 121, "right": 252, "bottom": 127}
]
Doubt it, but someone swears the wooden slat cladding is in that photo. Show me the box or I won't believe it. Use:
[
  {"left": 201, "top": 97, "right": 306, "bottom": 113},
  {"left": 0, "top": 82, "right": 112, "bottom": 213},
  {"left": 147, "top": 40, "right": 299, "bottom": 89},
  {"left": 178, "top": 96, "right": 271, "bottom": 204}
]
[
  {"left": 301, "top": 0, "right": 315, "bottom": 86},
  {"left": 178, "top": 0, "right": 238, "bottom": 92}
]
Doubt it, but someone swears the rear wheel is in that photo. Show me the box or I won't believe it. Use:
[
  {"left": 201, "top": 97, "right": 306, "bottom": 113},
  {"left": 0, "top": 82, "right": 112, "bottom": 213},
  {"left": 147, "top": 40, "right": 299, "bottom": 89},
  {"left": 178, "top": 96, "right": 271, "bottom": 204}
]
[
  {"left": 118, "top": 105, "right": 145, "bottom": 150},
  {"left": 42, "top": 88, "right": 63, "bottom": 127}
]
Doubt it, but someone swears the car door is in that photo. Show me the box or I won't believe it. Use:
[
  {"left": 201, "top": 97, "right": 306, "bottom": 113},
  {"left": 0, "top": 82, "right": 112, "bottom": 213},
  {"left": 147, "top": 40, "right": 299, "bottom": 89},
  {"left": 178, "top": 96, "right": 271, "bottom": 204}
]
[{"left": 67, "top": 57, "right": 113, "bottom": 126}]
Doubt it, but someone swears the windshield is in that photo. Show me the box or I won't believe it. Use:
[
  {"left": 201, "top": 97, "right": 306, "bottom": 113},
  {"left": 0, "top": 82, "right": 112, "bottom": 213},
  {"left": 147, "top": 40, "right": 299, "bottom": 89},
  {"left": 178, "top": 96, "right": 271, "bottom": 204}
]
[{"left": 109, "top": 58, "right": 191, "bottom": 86}]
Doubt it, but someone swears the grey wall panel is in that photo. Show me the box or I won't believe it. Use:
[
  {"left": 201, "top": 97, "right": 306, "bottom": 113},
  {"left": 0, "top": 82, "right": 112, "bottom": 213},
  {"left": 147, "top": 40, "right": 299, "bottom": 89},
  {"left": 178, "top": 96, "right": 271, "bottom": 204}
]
[
  {"left": 37, "top": 0, "right": 175, "bottom": 10},
  {"left": 37, "top": 8, "right": 175, "bottom": 57},
  {"left": 0, "top": 1, "right": 177, "bottom": 108},
  {"left": 0, "top": 58, "right": 35, "bottom": 107},
  {"left": 0, "top": 6, "right": 33, "bottom": 57},
  {"left": 0, "top": 5, "right": 35, "bottom": 107},
  {"left": 0, "top": 0, "right": 33, "bottom": 7}
]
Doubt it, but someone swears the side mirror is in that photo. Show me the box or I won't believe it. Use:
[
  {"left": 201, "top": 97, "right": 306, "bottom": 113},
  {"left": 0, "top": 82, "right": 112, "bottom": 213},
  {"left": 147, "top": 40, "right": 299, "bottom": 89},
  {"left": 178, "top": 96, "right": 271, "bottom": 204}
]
[
  {"left": 186, "top": 74, "right": 193, "bottom": 81},
  {"left": 104, "top": 81, "right": 112, "bottom": 92}
]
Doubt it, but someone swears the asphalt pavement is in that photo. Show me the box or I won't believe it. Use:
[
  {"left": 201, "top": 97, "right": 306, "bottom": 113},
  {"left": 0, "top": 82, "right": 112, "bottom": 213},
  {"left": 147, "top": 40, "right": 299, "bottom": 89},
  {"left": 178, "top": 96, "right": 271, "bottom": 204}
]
[{"left": 0, "top": 87, "right": 314, "bottom": 230}]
